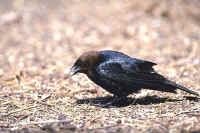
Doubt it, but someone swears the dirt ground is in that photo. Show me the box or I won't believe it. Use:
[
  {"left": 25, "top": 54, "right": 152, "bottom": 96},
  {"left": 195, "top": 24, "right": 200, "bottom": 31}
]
[{"left": 0, "top": 0, "right": 200, "bottom": 132}]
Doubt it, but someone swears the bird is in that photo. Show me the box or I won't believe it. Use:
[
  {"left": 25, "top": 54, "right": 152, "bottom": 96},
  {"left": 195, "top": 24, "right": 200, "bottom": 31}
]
[{"left": 70, "top": 50, "right": 199, "bottom": 106}]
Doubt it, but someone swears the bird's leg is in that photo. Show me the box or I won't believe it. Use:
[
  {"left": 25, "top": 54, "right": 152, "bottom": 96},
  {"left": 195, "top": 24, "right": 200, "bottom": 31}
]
[{"left": 132, "top": 97, "right": 137, "bottom": 105}]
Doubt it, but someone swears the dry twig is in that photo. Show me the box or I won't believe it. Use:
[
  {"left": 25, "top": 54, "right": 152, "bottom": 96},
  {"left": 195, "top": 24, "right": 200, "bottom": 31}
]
[{"left": 12, "top": 120, "right": 72, "bottom": 127}]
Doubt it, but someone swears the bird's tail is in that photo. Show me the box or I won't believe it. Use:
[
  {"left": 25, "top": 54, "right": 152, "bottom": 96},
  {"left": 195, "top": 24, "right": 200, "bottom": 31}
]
[{"left": 164, "top": 80, "right": 199, "bottom": 96}]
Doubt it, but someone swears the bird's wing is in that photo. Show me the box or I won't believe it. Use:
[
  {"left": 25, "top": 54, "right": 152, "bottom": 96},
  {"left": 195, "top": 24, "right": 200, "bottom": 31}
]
[
  {"left": 96, "top": 59, "right": 165, "bottom": 84},
  {"left": 131, "top": 58, "right": 157, "bottom": 73}
]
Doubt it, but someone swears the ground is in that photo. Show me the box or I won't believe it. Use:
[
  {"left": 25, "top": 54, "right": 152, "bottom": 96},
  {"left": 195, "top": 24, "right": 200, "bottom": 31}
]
[{"left": 0, "top": 0, "right": 200, "bottom": 133}]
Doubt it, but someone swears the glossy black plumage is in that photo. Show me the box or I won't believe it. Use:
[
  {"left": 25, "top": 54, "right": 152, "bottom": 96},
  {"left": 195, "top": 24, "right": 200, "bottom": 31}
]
[{"left": 70, "top": 50, "right": 199, "bottom": 98}]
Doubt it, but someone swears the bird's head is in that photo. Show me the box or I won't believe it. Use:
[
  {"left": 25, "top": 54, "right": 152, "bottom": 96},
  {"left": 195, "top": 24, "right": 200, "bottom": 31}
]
[{"left": 70, "top": 51, "right": 100, "bottom": 76}]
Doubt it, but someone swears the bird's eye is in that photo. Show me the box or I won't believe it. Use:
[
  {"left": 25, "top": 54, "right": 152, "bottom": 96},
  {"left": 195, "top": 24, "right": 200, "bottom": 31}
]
[
  {"left": 75, "top": 59, "right": 89, "bottom": 68},
  {"left": 82, "top": 62, "right": 89, "bottom": 67}
]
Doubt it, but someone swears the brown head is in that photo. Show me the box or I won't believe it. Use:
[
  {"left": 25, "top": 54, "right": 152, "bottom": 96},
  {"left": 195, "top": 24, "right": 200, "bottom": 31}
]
[{"left": 70, "top": 51, "right": 100, "bottom": 76}]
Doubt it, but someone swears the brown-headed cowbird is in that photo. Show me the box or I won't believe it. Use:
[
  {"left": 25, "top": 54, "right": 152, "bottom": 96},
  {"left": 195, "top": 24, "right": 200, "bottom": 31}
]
[{"left": 70, "top": 50, "right": 199, "bottom": 106}]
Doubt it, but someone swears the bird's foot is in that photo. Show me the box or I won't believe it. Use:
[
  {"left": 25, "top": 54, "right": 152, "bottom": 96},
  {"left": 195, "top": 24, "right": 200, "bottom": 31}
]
[{"left": 132, "top": 98, "right": 137, "bottom": 105}]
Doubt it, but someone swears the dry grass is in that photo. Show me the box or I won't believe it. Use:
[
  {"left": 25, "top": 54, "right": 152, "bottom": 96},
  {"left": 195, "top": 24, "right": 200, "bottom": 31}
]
[{"left": 0, "top": 0, "right": 200, "bottom": 132}]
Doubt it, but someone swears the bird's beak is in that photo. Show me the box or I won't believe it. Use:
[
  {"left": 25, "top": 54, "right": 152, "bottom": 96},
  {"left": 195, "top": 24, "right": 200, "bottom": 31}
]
[{"left": 69, "top": 66, "right": 80, "bottom": 76}]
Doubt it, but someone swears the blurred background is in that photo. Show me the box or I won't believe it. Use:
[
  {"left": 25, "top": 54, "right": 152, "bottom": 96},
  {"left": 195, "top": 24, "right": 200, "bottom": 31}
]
[
  {"left": 0, "top": 0, "right": 200, "bottom": 131},
  {"left": 0, "top": 0, "right": 200, "bottom": 74}
]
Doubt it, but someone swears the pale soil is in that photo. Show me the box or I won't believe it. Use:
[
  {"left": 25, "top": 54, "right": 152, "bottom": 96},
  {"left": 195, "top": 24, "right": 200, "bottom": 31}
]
[{"left": 0, "top": 0, "right": 200, "bottom": 132}]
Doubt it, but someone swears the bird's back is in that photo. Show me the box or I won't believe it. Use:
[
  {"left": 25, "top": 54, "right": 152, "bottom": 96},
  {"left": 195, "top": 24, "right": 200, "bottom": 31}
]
[{"left": 99, "top": 50, "right": 131, "bottom": 61}]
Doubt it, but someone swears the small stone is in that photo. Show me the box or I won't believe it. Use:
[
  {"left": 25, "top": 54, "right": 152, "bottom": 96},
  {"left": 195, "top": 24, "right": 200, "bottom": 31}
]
[{"left": 116, "top": 119, "right": 121, "bottom": 124}]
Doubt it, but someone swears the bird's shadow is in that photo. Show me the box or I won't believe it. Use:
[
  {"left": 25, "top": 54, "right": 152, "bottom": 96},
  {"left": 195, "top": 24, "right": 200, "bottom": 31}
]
[{"left": 75, "top": 95, "right": 183, "bottom": 108}]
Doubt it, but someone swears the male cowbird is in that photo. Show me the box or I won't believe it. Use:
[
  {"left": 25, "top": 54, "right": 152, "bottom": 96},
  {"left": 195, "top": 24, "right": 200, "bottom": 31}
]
[{"left": 70, "top": 50, "right": 199, "bottom": 106}]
